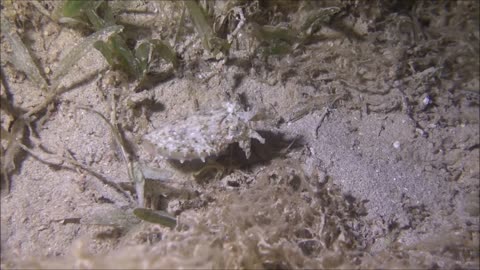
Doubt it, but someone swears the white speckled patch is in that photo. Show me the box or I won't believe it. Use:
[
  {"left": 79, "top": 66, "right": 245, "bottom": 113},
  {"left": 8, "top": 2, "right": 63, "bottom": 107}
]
[{"left": 143, "top": 102, "right": 265, "bottom": 163}]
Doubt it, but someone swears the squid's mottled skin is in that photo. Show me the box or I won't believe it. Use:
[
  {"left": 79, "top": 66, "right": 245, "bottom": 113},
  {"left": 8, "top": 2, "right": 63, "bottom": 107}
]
[{"left": 143, "top": 102, "right": 265, "bottom": 163}]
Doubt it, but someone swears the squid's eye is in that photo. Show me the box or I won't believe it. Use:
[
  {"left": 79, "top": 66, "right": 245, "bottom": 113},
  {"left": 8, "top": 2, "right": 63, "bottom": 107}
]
[{"left": 228, "top": 125, "right": 241, "bottom": 134}]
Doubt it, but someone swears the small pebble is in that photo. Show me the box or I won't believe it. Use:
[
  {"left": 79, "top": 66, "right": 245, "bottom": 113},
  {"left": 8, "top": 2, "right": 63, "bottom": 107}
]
[{"left": 393, "top": 141, "right": 401, "bottom": 149}]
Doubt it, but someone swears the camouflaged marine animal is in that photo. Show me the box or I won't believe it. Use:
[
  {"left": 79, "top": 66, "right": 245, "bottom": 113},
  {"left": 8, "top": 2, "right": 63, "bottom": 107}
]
[{"left": 143, "top": 102, "right": 265, "bottom": 163}]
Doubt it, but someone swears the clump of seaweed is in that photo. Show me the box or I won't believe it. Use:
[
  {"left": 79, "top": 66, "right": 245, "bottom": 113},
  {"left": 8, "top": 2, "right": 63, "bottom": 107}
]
[
  {"left": 55, "top": 0, "right": 178, "bottom": 90},
  {"left": 184, "top": 0, "right": 230, "bottom": 58},
  {"left": 9, "top": 160, "right": 369, "bottom": 269}
]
